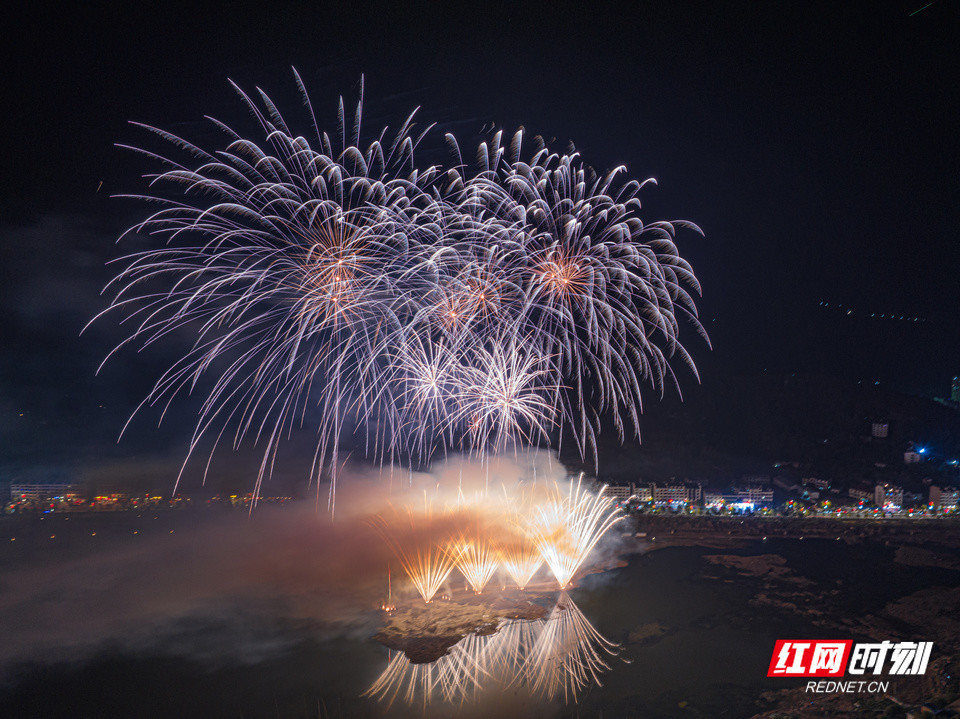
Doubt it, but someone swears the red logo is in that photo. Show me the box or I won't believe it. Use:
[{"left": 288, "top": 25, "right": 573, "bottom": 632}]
[{"left": 767, "top": 640, "right": 853, "bottom": 677}]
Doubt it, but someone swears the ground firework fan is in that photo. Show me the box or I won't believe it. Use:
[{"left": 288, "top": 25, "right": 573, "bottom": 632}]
[{"left": 94, "top": 73, "right": 706, "bottom": 511}]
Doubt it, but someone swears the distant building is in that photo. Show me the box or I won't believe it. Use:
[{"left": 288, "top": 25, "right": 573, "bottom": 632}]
[
  {"left": 649, "top": 482, "right": 701, "bottom": 505},
  {"left": 875, "top": 484, "right": 903, "bottom": 511},
  {"left": 604, "top": 483, "right": 657, "bottom": 504},
  {"left": 904, "top": 450, "right": 924, "bottom": 464},
  {"left": 9, "top": 482, "right": 84, "bottom": 502},
  {"left": 704, "top": 487, "right": 772, "bottom": 511},
  {"left": 848, "top": 488, "right": 872, "bottom": 502},
  {"left": 952, "top": 377, "right": 960, "bottom": 403},
  {"left": 929, "top": 486, "right": 959, "bottom": 511},
  {"left": 605, "top": 484, "right": 638, "bottom": 502},
  {"left": 871, "top": 422, "right": 889, "bottom": 439},
  {"left": 727, "top": 486, "right": 774, "bottom": 510},
  {"left": 802, "top": 477, "right": 830, "bottom": 490},
  {"left": 733, "top": 486, "right": 774, "bottom": 505},
  {"left": 704, "top": 492, "right": 725, "bottom": 509}
]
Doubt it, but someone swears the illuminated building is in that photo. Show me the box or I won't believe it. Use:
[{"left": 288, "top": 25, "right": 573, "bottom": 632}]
[
  {"left": 704, "top": 492, "right": 725, "bottom": 509},
  {"left": 605, "top": 484, "right": 639, "bottom": 502},
  {"left": 633, "top": 486, "right": 653, "bottom": 502},
  {"left": 606, "top": 484, "right": 652, "bottom": 504},
  {"left": 650, "top": 482, "right": 701, "bottom": 505},
  {"left": 874, "top": 484, "right": 903, "bottom": 511},
  {"left": 731, "top": 486, "right": 774, "bottom": 506},
  {"left": 705, "top": 486, "right": 772, "bottom": 512},
  {"left": 929, "top": 486, "right": 959, "bottom": 511},
  {"left": 9, "top": 482, "right": 84, "bottom": 501}
]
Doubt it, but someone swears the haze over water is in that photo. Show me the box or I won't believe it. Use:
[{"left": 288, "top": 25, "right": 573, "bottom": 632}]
[{"left": 2, "top": 504, "right": 957, "bottom": 718}]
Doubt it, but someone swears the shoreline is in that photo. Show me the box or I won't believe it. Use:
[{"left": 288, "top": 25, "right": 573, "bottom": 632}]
[
  {"left": 628, "top": 513, "right": 960, "bottom": 554},
  {"left": 372, "top": 516, "right": 960, "bottom": 665}
]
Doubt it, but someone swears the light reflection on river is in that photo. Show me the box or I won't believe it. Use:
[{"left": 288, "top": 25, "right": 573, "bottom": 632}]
[
  {"left": 3, "top": 531, "right": 960, "bottom": 718},
  {"left": 366, "top": 593, "right": 617, "bottom": 709}
]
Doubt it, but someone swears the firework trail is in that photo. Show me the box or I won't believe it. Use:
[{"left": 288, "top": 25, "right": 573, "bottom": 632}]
[
  {"left": 499, "top": 540, "right": 543, "bottom": 590},
  {"left": 370, "top": 500, "right": 464, "bottom": 603},
  {"left": 451, "top": 534, "right": 500, "bottom": 594},
  {"left": 529, "top": 477, "right": 625, "bottom": 588},
  {"left": 373, "top": 473, "right": 621, "bottom": 601},
  {"left": 93, "top": 72, "right": 705, "bottom": 511}
]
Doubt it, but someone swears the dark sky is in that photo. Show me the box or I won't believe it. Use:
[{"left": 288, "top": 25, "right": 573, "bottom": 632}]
[{"left": 1, "top": 0, "right": 958, "bottom": 484}]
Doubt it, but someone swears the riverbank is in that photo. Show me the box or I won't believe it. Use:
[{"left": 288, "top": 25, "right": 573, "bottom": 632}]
[{"left": 632, "top": 513, "right": 960, "bottom": 559}]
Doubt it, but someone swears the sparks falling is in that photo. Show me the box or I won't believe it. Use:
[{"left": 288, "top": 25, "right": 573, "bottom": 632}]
[
  {"left": 374, "top": 475, "right": 622, "bottom": 601},
  {"left": 93, "top": 72, "right": 706, "bottom": 512}
]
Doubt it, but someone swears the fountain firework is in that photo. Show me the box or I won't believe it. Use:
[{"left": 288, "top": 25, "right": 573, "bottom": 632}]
[
  {"left": 370, "top": 500, "right": 465, "bottom": 603},
  {"left": 451, "top": 534, "right": 500, "bottom": 594},
  {"left": 92, "top": 72, "right": 706, "bottom": 512},
  {"left": 529, "top": 477, "right": 627, "bottom": 588},
  {"left": 373, "top": 473, "right": 622, "bottom": 601},
  {"left": 499, "top": 540, "right": 543, "bottom": 591}
]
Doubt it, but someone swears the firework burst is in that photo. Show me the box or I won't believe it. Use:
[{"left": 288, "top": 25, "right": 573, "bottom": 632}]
[{"left": 94, "top": 73, "right": 705, "bottom": 510}]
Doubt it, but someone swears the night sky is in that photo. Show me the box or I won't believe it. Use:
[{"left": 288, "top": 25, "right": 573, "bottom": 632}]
[{"left": 2, "top": 0, "right": 958, "bottom": 487}]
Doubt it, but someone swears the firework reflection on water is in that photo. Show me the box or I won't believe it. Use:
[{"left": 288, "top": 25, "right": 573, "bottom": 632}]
[{"left": 364, "top": 592, "right": 617, "bottom": 708}]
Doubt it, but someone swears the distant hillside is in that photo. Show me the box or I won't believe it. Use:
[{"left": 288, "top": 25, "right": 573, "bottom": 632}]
[{"left": 564, "top": 371, "right": 960, "bottom": 490}]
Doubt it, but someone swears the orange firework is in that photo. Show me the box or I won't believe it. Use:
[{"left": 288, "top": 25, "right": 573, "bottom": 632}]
[
  {"left": 370, "top": 502, "right": 463, "bottom": 603},
  {"left": 499, "top": 539, "right": 542, "bottom": 590},
  {"left": 451, "top": 535, "right": 499, "bottom": 594},
  {"left": 528, "top": 477, "right": 623, "bottom": 588},
  {"left": 395, "top": 541, "right": 462, "bottom": 603}
]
